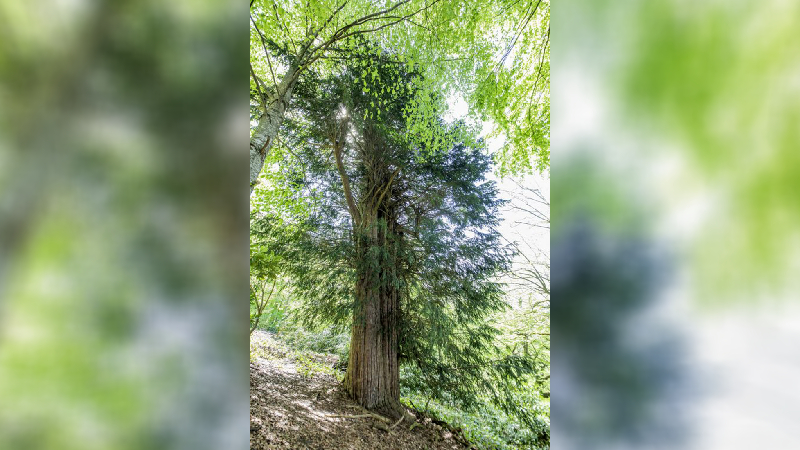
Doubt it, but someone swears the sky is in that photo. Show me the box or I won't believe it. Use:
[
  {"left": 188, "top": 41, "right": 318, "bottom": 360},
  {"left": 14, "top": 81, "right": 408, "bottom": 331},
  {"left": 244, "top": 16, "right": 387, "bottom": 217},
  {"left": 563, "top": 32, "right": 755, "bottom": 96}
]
[
  {"left": 443, "top": 94, "right": 550, "bottom": 315},
  {"left": 445, "top": 94, "right": 550, "bottom": 259}
]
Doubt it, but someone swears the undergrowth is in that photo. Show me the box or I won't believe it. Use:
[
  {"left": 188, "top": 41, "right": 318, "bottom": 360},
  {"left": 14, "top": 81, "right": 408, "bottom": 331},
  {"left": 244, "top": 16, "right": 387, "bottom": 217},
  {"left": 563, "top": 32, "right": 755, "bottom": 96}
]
[
  {"left": 251, "top": 310, "right": 549, "bottom": 450},
  {"left": 400, "top": 390, "right": 549, "bottom": 450}
]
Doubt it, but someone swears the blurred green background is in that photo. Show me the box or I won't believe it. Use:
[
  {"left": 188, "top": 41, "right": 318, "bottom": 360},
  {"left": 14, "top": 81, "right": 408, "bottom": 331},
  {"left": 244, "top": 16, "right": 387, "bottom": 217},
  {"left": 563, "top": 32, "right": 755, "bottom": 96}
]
[
  {"left": 554, "top": 0, "right": 800, "bottom": 448},
  {"left": 0, "top": 1, "right": 248, "bottom": 449},
  {"left": 618, "top": 0, "right": 800, "bottom": 303},
  {"left": 3, "top": 0, "right": 800, "bottom": 448}
]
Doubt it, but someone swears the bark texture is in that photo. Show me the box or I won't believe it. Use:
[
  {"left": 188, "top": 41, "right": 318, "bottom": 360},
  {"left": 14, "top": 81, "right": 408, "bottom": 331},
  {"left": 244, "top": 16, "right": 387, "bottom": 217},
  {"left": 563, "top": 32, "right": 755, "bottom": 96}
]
[
  {"left": 341, "top": 123, "right": 403, "bottom": 418},
  {"left": 250, "top": 65, "right": 298, "bottom": 193},
  {"left": 343, "top": 211, "right": 402, "bottom": 418}
]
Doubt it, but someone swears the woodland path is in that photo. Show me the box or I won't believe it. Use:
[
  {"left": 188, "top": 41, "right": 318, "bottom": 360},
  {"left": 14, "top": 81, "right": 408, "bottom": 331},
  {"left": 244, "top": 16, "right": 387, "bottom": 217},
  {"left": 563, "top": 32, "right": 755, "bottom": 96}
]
[{"left": 250, "top": 331, "right": 471, "bottom": 450}]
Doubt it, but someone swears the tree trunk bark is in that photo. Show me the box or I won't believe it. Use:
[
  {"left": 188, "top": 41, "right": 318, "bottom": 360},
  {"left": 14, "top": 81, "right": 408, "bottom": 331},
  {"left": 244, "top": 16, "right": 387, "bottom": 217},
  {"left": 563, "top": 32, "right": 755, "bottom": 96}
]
[
  {"left": 343, "top": 212, "right": 403, "bottom": 418},
  {"left": 250, "top": 64, "right": 299, "bottom": 193}
]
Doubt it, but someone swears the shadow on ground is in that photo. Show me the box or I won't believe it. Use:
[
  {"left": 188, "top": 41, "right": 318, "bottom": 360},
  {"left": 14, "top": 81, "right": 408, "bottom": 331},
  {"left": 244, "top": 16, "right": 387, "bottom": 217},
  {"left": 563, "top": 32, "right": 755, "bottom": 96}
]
[{"left": 250, "top": 331, "right": 469, "bottom": 450}]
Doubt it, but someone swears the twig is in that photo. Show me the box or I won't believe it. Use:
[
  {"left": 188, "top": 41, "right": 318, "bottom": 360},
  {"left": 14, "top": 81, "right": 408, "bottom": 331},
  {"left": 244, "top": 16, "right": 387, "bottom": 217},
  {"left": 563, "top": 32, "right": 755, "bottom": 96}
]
[
  {"left": 389, "top": 414, "right": 404, "bottom": 429},
  {"left": 250, "top": 15, "right": 279, "bottom": 92},
  {"left": 328, "top": 411, "right": 392, "bottom": 423},
  {"left": 328, "top": 413, "right": 374, "bottom": 419}
]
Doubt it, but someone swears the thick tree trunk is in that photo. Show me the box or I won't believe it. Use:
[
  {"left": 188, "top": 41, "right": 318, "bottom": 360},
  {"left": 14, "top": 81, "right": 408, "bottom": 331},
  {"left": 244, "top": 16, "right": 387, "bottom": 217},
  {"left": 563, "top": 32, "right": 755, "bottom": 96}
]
[
  {"left": 343, "top": 211, "right": 403, "bottom": 418},
  {"left": 334, "top": 118, "right": 403, "bottom": 417},
  {"left": 250, "top": 64, "right": 299, "bottom": 193},
  {"left": 343, "top": 274, "right": 401, "bottom": 418}
]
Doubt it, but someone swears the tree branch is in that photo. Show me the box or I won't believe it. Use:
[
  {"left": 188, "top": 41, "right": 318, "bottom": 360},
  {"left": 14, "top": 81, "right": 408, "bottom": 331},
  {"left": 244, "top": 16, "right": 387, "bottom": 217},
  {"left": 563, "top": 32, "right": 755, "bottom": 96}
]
[
  {"left": 332, "top": 131, "right": 360, "bottom": 225},
  {"left": 308, "top": 0, "right": 350, "bottom": 46},
  {"left": 270, "top": 0, "right": 299, "bottom": 55},
  {"left": 250, "top": 14, "right": 280, "bottom": 92},
  {"left": 250, "top": 62, "right": 268, "bottom": 101},
  {"left": 373, "top": 167, "right": 401, "bottom": 212},
  {"left": 302, "top": 0, "right": 440, "bottom": 72}
]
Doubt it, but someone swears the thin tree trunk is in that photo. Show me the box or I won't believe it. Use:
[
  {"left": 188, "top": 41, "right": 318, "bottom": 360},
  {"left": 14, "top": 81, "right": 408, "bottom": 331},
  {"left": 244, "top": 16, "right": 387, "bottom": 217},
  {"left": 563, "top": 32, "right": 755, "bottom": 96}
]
[{"left": 249, "top": 64, "right": 299, "bottom": 193}]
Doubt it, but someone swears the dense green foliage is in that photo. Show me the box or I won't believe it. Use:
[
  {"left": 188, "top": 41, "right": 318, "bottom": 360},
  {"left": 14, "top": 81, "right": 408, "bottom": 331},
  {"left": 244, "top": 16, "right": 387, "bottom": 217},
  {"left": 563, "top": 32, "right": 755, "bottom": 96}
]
[
  {"left": 250, "top": 51, "right": 549, "bottom": 447},
  {"left": 250, "top": 0, "right": 549, "bottom": 179},
  {"left": 250, "top": 0, "right": 550, "bottom": 446}
]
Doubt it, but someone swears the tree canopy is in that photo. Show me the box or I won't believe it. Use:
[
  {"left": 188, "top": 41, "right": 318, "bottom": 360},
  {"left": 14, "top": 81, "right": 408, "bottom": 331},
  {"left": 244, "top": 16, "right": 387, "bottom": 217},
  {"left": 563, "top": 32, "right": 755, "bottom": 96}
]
[
  {"left": 250, "top": 0, "right": 549, "bottom": 187},
  {"left": 251, "top": 53, "right": 546, "bottom": 435}
]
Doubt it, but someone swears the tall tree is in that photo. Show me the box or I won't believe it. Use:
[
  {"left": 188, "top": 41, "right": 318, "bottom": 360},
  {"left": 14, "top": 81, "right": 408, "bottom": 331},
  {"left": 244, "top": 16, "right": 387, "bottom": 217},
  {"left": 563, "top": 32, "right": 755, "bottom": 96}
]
[{"left": 254, "top": 55, "right": 519, "bottom": 417}]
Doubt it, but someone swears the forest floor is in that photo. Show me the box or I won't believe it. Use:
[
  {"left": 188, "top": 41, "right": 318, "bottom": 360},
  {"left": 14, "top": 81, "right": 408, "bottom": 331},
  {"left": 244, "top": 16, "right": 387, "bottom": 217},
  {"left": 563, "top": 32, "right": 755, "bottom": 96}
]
[{"left": 250, "top": 330, "right": 472, "bottom": 450}]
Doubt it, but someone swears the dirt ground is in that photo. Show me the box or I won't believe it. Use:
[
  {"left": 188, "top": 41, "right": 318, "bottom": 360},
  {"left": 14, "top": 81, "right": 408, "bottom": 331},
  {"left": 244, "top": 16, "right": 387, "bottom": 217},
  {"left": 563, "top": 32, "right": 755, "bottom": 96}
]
[{"left": 250, "top": 331, "right": 471, "bottom": 450}]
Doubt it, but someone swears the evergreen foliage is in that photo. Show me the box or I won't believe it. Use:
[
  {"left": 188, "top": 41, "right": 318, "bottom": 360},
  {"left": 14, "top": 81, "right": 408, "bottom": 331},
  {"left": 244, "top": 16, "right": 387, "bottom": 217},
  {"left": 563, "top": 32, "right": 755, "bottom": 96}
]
[{"left": 251, "top": 48, "right": 544, "bottom": 435}]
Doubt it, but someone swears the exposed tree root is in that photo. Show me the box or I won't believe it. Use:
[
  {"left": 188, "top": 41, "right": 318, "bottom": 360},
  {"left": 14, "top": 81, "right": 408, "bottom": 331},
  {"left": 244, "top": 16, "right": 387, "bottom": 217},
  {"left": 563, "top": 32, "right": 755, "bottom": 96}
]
[{"left": 328, "top": 407, "right": 415, "bottom": 433}]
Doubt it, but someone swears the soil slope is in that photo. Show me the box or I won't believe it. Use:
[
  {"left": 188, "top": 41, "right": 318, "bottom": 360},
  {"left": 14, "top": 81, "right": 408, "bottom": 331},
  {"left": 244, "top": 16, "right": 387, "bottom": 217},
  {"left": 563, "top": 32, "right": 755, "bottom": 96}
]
[{"left": 250, "top": 331, "right": 471, "bottom": 450}]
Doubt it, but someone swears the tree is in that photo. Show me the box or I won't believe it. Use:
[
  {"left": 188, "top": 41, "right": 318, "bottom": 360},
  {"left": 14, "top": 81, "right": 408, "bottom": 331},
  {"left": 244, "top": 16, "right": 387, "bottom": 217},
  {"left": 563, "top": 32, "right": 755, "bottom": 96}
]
[
  {"left": 503, "top": 178, "right": 550, "bottom": 305},
  {"left": 249, "top": 140, "right": 312, "bottom": 335},
  {"left": 253, "top": 55, "right": 523, "bottom": 417},
  {"left": 250, "top": 240, "right": 284, "bottom": 336},
  {"left": 473, "top": 2, "right": 550, "bottom": 175},
  {"left": 250, "top": 0, "right": 550, "bottom": 192},
  {"left": 249, "top": 0, "right": 442, "bottom": 192},
  {"left": 496, "top": 177, "right": 550, "bottom": 438}
]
